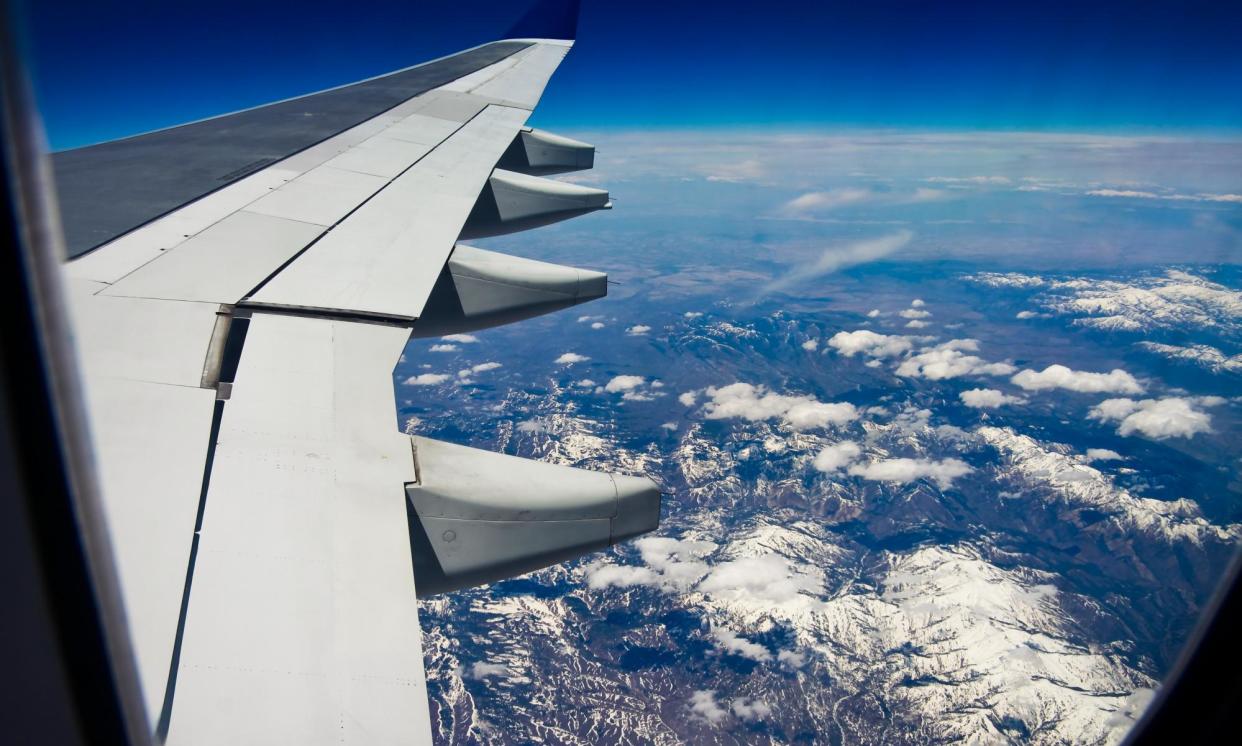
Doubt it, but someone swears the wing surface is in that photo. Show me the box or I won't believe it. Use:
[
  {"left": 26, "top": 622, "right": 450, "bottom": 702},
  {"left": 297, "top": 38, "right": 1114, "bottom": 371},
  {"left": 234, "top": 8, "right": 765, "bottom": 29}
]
[{"left": 63, "top": 27, "right": 593, "bottom": 744}]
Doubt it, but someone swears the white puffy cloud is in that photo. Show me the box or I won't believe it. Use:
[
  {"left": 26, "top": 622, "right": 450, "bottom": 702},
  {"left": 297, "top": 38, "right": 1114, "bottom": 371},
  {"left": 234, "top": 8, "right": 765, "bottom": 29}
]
[
  {"left": 828, "top": 330, "right": 913, "bottom": 358},
  {"left": 911, "top": 298, "right": 926, "bottom": 307},
  {"left": 585, "top": 536, "right": 716, "bottom": 593},
  {"left": 555, "top": 352, "right": 590, "bottom": 364},
  {"left": 959, "top": 388, "right": 1027, "bottom": 408},
  {"left": 576, "top": 379, "right": 596, "bottom": 388},
  {"left": 684, "top": 311, "right": 703, "bottom": 319},
  {"left": 710, "top": 629, "right": 772, "bottom": 662},
  {"left": 441, "top": 334, "right": 478, "bottom": 343},
  {"left": 627, "top": 325, "right": 652, "bottom": 335},
  {"left": 813, "top": 441, "right": 862, "bottom": 472},
  {"left": 697, "top": 555, "right": 823, "bottom": 603},
  {"left": 847, "top": 457, "right": 973, "bottom": 488},
  {"left": 896, "top": 339, "right": 1016, "bottom": 380},
  {"left": 777, "top": 649, "right": 807, "bottom": 668},
  {"left": 866, "top": 309, "right": 881, "bottom": 318},
  {"left": 405, "top": 373, "right": 450, "bottom": 386},
  {"left": 801, "top": 339, "right": 819, "bottom": 351},
  {"left": 429, "top": 344, "right": 458, "bottom": 352},
  {"left": 731, "top": 698, "right": 773, "bottom": 722},
  {"left": 1089, "top": 397, "right": 1219, "bottom": 439},
  {"left": 702, "top": 382, "right": 858, "bottom": 430},
  {"left": 762, "top": 230, "right": 913, "bottom": 294},
  {"left": 457, "top": 361, "right": 501, "bottom": 379},
  {"left": 661, "top": 421, "right": 678, "bottom": 431},
  {"left": 1011, "top": 364, "right": 1143, "bottom": 394},
  {"left": 899, "top": 308, "right": 931, "bottom": 319},
  {"left": 689, "top": 690, "right": 729, "bottom": 725},
  {"left": 591, "top": 321, "right": 605, "bottom": 329},
  {"left": 583, "top": 564, "right": 660, "bottom": 589},
  {"left": 1085, "top": 448, "right": 1124, "bottom": 461},
  {"left": 905, "top": 320, "right": 930, "bottom": 329},
  {"left": 466, "top": 662, "right": 509, "bottom": 680},
  {"left": 605, "top": 375, "right": 645, "bottom": 393},
  {"left": 678, "top": 391, "right": 698, "bottom": 407}
]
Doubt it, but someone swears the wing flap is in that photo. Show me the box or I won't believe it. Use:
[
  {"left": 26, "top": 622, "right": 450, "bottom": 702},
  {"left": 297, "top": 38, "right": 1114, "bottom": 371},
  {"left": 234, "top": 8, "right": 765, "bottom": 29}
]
[{"left": 166, "top": 313, "right": 428, "bottom": 745}]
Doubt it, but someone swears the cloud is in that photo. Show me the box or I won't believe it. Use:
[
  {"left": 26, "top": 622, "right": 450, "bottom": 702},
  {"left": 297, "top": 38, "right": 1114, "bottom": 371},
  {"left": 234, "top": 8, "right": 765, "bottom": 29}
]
[
  {"left": 605, "top": 375, "right": 645, "bottom": 393},
  {"left": 555, "top": 352, "right": 590, "bottom": 364},
  {"left": 847, "top": 457, "right": 973, "bottom": 488},
  {"left": 801, "top": 339, "right": 819, "bottom": 351},
  {"left": 684, "top": 311, "right": 703, "bottom": 318},
  {"left": 866, "top": 309, "right": 881, "bottom": 318},
  {"left": 583, "top": 564, "right": 660, "bottom": 589},
  {"left": 697, "top": 555, "right": 823, "bottom": 603},
  {"left": 703, "top": 159, "right": 764, "bottom": 183},
  {"left": 429, "top": 344, "right": 458, "bottom": 352},
  {"left": 1085, "top": 448, "right": 1123, "bottom": 461},
  {"left": 576, "top": 379, "right": 596, "bottom": 388},
  {"left": 466, "top": 662, "right": 508, "bottom": 680},
  {"left": 457, "top": 361, "right": 501, "bottom": 378},
  {"left": 896, "top": 339, "right": 1016, "bottom": 380},
  {"left": 1011, "top": 364, "right": 1144, "bottom": 394},
  {"left": 591, "top": 321, "right": 605, "bottom": 329},
  {"left": 516, "top": 419, "right": 547, "bottom": 434},
  {"left": 778, "top": 187, "right": 949, "bottom": 218},
  {"left": 777, "top": 649, "right": 807, "bottom": 668},
  {"left": 678, "top": 391, "right": 698, "bottom": 406},
  {"left": 762, "top": 230, "right": 913, "bottom": 295},
  {"left": 702, "top": 382, "right": 858, "bottom": 430},
  {"left": 828, "top": 330, "right": 913, "bottom": 358},
  {"left": 661, "top": 421, "right": 678, "bottom": 431},
  {"left": 731, "top": 698, "right": 773, "bottom": 722},
  {"left": 405, "top": 373, "right": 450, "bottom": 385},
  {"left": 779, "top": 188, "right": 873, "bottom": 215},
  {"left": 585, "top": 536, "right": 716, "bottom": 592},
  {"left": 440, "top": 334, "right": 479, "bottom": 343},
  {"left": 689, "top": 690, "right": 729, "bottom": 724},
  {"left": 925, "top": 175, "right": 1011, "bottom": 185},
  {"left": 899, "top": 308, "right": 931, "bottom": 319},
  {"left": 1087, "top": 188, "right": 1242, "bottom": 203},
  {"left": 813, "top": 441, "right": 862, "bottom": 472},
  {"left": 626, "top": 325, "right": 652, "bottom": 335},
  {"left": 911, "top": 299, "right": 926, "bottom": 307},
  {"left": 905, "top": 319, "right": 930, "bottom": 329},
  {"left": 959, "top": 388, "right": 1027, "bottom": 408},
  {"left": 710, "top": 629, "right": 773, "bottom": 662},
  {"left": 1089, "top": 397, "right": 1219, "bottom": 439}
]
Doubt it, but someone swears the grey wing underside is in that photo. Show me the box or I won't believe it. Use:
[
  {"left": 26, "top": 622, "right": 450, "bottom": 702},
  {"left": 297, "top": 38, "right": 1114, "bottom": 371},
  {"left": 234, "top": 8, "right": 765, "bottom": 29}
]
[{"left": 61, "top": 31, "right": 659, "bottom": 746}]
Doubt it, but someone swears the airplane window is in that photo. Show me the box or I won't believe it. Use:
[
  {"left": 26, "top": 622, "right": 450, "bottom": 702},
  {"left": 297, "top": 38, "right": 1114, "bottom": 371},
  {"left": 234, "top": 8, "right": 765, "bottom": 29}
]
[{"left": 10, "top": 0, "right": 1239, "bottom": 743}]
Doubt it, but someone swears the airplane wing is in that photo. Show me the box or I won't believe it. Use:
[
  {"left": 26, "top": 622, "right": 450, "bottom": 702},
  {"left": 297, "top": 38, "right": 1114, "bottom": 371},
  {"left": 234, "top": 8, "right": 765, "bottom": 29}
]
[{"left": 56, "top": 2, "right": 661, "bottom": 743}]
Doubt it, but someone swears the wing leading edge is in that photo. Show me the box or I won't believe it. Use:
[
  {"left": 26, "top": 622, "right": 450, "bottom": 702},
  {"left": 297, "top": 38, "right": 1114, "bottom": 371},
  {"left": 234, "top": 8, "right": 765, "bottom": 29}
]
[{"left": 62, "top": 3, "right": 662, "bottom": 743}]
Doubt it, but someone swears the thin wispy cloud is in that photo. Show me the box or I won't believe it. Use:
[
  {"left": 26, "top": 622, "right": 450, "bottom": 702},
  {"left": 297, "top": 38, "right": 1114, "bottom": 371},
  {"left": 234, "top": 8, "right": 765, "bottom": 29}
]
[{"left": 760, "top": 230, "right": 913, "bottom": 296}]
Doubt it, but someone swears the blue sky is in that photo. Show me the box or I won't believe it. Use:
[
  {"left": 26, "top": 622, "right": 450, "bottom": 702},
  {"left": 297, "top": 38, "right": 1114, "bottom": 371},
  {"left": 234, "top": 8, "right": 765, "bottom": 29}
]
[{"left": 22, "top": 0, "right": 1242, "bottom": 150}]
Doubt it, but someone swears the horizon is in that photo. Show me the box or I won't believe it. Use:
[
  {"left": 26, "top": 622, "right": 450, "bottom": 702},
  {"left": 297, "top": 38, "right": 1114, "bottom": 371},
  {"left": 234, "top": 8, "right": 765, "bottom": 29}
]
[{"left": 23, "top": 0, "right": 1242, "bottom": 150}]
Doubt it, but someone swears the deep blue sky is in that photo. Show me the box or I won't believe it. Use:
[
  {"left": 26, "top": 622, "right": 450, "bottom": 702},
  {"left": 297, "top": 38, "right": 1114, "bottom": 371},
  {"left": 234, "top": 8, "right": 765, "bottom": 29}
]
[{"left": 22, "top": 0, "right": 1242, "bottom": 150}]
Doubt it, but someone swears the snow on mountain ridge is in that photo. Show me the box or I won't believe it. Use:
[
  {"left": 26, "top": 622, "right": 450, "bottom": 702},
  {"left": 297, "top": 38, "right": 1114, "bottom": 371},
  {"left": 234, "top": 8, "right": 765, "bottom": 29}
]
[{"left": 966, "top": 270, "right": 1242, "bottom": 334}]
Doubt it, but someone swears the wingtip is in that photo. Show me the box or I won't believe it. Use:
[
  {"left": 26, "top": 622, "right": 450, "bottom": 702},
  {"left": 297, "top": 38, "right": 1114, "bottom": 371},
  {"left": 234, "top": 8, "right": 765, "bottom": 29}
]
[{"left": 505, "top": 0, "right": 580, "bottom": 42}]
